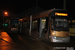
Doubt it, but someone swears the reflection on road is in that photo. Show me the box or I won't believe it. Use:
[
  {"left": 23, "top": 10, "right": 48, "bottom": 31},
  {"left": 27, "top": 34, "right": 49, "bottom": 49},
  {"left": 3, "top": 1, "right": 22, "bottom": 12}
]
[
  {"left": 1, "top": 32, "right": 15, "bottom": 44},
  {"left": 18, "top": 35, "right": 23, "bottom": 40},
  {"left": 0, "top": 31, "right": 19, "bottom": 50}
]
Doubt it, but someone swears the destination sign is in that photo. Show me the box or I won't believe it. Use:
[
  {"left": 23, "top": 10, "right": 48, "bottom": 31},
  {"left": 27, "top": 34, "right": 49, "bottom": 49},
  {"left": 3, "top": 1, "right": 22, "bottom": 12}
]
[{"left": 55, "top": 12, "right": 68, "bottom": 16}]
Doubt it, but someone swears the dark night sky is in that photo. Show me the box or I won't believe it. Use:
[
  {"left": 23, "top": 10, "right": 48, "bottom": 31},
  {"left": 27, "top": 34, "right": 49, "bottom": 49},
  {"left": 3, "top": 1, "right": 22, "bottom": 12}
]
[{"left": 0, "top": 0, "right": 75, "bottom": 18}]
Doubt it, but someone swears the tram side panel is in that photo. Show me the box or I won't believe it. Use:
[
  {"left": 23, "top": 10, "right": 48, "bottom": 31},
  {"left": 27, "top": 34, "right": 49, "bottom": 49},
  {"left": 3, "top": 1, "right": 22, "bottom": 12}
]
[{"left": 22, "top": 21, "right": 30, "bottom": 35}]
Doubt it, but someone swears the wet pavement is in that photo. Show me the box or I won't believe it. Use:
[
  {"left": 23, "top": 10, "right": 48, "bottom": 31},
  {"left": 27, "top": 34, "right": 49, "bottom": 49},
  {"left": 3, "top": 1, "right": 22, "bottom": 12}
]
[{"left": 0, "top": 30, "right": 22, "bottom": 50}]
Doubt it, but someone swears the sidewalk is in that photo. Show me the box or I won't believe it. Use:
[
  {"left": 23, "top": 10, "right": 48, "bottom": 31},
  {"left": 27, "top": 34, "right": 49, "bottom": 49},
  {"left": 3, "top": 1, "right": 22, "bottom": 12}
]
[{"left": 0, "top": 30, "right": 22, "bottom": 50}]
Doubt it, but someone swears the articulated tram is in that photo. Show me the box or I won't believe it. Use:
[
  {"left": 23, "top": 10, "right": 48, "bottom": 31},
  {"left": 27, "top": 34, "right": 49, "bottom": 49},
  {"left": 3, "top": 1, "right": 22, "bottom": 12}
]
[
  {"left": 23, "top": 9, "right": 70, "bottom": 42},
  {"left": 6, "top": 18, "right": 23, "bottom": 33}
]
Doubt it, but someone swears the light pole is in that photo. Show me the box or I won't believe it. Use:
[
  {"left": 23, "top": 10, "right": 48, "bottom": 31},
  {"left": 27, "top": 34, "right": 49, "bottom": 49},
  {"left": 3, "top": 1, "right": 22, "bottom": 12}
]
[
  {"left": 36, "top": 0, "right": 38, "bottom": 14},
  {"left": 63, "top": 0, "right": 66, "bottom": 10},
  {"left": 3, "top": 11, "right": 8, "bottom": 29}
]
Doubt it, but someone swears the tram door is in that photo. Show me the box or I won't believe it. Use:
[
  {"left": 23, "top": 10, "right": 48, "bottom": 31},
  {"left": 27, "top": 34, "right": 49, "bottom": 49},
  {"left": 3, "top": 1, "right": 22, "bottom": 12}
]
[{"left": 39, "top": 18, "right": 46, "bottom": 39}]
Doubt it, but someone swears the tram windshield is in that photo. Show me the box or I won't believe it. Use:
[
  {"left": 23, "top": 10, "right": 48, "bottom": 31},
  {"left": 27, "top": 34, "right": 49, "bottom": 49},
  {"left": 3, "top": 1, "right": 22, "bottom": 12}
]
[
  {"left": 55, "top": 19, "right": 69, "bottom": 31},
  {"left": 51, "top": 18, "right": 69, "bottom": 31},
  {"left": 11, "top": 21, "right": 18, "bottom": 28},
  {"left": 11, "top": 23, "right": 18, "bottom": 28}
]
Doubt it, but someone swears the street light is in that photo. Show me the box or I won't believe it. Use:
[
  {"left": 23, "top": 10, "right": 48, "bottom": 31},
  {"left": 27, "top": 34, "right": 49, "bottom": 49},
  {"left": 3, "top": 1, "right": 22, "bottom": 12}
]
[
  {"left": 4, "top": 12, "right": 8, "bottom": 16},
  {"left": 3, "top": 11, "right": 8, "bottom": 29},
  {"left": 5, "top": 12, "right": 7, "bottom": 14}
]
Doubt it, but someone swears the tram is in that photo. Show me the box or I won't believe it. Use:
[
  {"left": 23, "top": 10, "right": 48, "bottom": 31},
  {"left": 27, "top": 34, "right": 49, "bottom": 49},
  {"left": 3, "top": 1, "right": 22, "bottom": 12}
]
[
  {"left": 10, "top": 18, "right": 19, "bottom": 32},
  {"left": 23, "top": 9, "right": 70, "bottom": 42},
  {"left": 8, "top": 18, "right": 23, "bottom": 33}
]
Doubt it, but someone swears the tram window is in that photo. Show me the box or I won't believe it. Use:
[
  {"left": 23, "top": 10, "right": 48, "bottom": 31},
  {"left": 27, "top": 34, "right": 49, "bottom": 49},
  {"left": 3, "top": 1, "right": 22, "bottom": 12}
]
[
  {"left": 41, "top": 19, "right": 46, "bottom": 29},
  {"left": 32, "top": 20, "right": 38, "bottom": 29},
  {"left": 23, "top": 21, "right": 30, "bottom": 29},
  {"left": 11, "top": 23, "right": 18, "bottom": 28},
  {"left": 54, "top": 19, "right": 69, "bottom": 31},
  {"left": 55, "top": 21, "right": 68, "bottom": 28},
  {"left": 23, "top": 22, "right": 28, "bottom": 29},
  {"left": 55, "top": 19, "right": 68, "bottom": 28},
  {"left": 26, "top": 22, "right": 30, "bottom": 29},
  {"left": 51, "top": 22, "right": 54, "bottom": 30},
  {"left": 51, "top": 19, "right": 54, "bottom": 30}
]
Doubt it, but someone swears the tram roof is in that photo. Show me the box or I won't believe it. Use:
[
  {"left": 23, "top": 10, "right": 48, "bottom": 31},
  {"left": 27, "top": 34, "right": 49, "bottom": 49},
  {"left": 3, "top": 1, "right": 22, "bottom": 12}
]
[
  {"left": 24, "top": 9, "right": 67, "bottom": 21},
  {"left": 32, "top": 9, "right": 67, "bottom": 18}
]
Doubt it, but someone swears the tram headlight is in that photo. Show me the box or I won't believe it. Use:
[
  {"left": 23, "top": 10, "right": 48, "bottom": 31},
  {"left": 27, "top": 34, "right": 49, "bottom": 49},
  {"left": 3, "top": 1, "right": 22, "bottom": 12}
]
[
  {"left": 52, "top": 31, "right": 56, "bottom": 35},
  {"left": 53, "top": 36, "right": 56, "bottom": 39},
  {"left": 52, "top": 32, "right": 55, "bottom": 35}
]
